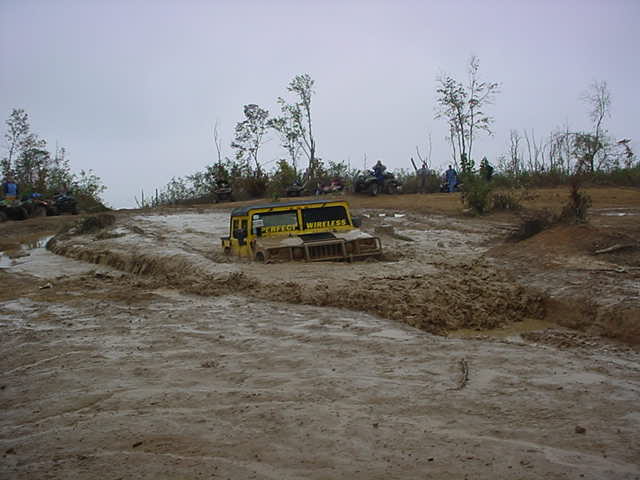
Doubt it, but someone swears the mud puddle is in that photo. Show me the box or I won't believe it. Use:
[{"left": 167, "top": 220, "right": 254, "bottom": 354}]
[
  {"left": 0, "top": 251, "right": 11, "bottom": 268},
  {"left": 2, "top": 233, "right": 114, "bottom": 278},
  {"left": 448, "top": 318, "right": 556, "bottom": 340},
  {"left": 1, "top": 235, "right": 52, "bottom": 269},
  {"left": 592, "top": 207, "right": 640, "bottom": 217}
]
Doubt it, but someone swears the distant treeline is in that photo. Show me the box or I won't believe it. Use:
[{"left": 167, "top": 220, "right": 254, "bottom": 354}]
[
  {"left": 2, "top": 108, "right": 107, "bottom": 209},
  {"left": 143, "top": 60, "right": 637, "bottom": 207}
]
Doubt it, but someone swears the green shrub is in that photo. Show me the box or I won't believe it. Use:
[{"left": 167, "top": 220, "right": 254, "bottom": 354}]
[
  {"left": 588, "top": 166, "right": 640, "bottom": 187},
  {"left": 491, "top": 166, "right": 640, "bottom": 189},
  {"left": 394, "top": 171, "right": 441, "bottom": 194},
  {"left": 492, "top": 191, "right": 522, "bottom": 211},
  {"left": 461, "top": 174, "right": 493, "bottom": 214},
  {"left": 560, "top": 184, "right": 592, "bottom": 223}
]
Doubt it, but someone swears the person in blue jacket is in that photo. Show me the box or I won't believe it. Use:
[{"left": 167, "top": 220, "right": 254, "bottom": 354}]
[
  {"left": 2, "top": 174, "right": 19, "bottom": 201},
  {"left": 445, "top": 165, "right": 458, "bottom": 193},
  {"left": 372, "top": 160, "right": 386, "bottom": 184}
]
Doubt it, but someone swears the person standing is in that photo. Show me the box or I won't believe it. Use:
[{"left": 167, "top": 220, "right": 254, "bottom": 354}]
[
  {"left": 2, "top": 174, "right": 19, "bottom": 201},
  {"left": 373, "top": 160, "right": 386, "bottom": 184},
  {"left": 418, "top": 161, "right": 429, "bottom": 193},
  {"left": 445, "top": 165, "right": 458, "bottom": 193},
  {"left": 480, "top": 157, "right": 494, "bottom": 182}
]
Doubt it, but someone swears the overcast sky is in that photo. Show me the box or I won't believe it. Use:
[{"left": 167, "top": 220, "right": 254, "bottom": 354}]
[{"left": 1, "top": 0, "right": 638, "bottom": 207}]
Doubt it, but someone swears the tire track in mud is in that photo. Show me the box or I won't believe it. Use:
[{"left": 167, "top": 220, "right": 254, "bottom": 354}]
[{"left": 47, "top": 230, "right": 546, "bottom": 336}]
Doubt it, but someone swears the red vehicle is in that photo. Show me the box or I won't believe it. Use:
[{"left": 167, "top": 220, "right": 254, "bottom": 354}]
[{"left": 319, "top": 178, "right": 344, "bottom": 194}]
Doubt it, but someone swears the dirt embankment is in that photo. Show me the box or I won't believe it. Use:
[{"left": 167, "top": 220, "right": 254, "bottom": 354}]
[
  {"left": 257, "top": 265, "right": 544, "bottom": 335},
  {"left": 489, "top": 219, "right": 640, "bottom": 344}
]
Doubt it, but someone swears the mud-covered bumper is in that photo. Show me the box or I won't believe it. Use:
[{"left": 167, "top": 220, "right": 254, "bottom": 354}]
[{"left": 259, "top": 236, "right": 382, "bottom": 262}]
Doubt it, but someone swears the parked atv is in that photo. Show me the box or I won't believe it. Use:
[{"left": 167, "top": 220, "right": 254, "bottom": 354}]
[
  {"left": 20, "top": 193, "right": 54, "bottom": 218},
  {"left": 353, "top": 170, "right": 402, "bottom": 196},
  {"left": 53, "top": 193, "right": 79, "bottom": 214},
  {"left": 318, "top": 179, "right": 344, "bottom": 195},
  {"left": 213, "top": 182, "right": 233, "bottom": 203},
  {"left": 439, "top": 179, "right": 462, "bottom": 193},
  {"left": 285, "top": 181, "right": 306, "bottom": 197},
  {"left": 0, "top": 200, "right": 29, "bottom": 221}
]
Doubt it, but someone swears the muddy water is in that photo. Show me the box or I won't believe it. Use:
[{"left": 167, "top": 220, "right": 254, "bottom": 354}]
[
  {"left": 1, "top": 233, "right": 114, "bottom": 278},
  {"left": 0, "top": 236, "right": 50, "bottom": 269},
  {"left": 0, "top": 251, "right": 11, "bottom": 268},
  {"left": 592, "top": 208, "right": 640, "bottom": 217},
  {"left": 449, "top": 317, "right": 556, "bottom": 340}
]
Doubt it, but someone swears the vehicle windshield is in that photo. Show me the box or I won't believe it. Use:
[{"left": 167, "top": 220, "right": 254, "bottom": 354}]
[
  {"left": 301, "top": 206, "right": 350, "bottom": 230},
  {"left": 253, "top": 210, "right": 298, "bottom": 234}
]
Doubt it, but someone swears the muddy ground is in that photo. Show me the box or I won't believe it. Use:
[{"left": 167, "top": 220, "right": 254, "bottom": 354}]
[{"left": 1, "top": 187, "right": 639, "bottom": 479}]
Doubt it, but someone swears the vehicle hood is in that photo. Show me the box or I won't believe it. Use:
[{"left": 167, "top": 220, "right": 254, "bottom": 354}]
[
  {"left": 255, "top": 229, "right": 377, "bottom": 248},
  {"left": 333, "top": 229, "right": 377, "bottom": 241}
]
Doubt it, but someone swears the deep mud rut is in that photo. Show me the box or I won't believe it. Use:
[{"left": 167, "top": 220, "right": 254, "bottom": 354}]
[
  {"left": 1, "top": 207, "right": 639, "bottom": 479},
  {"left": 45, "top": 211, "right": 546, "bottom": 334}
]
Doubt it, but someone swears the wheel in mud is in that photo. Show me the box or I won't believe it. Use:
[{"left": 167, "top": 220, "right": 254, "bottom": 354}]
[
  {"left": 255, "top": 252, "right": 265, "bottom": 263},
  {"left": 223, "top": 246, "right": 231, "bottom": 255},
  {"left": 0, "top": 210, "right": 7, "bottom": 222},
  {"left": 386, "top": 183, "right": 398, "bottom": 195},
  {"left": 32, "top": 205, "right": 47, "bottom": 217},
  {"left": 368, "top": 183, "right": 379, "bottom": 196},
  {"left": 14, "top": 207, "right": 29, "bottom": 221}
]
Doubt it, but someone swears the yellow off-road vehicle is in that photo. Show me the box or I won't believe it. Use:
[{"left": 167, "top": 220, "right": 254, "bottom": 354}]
[{"left": 221, "top": 199, "right": 382, "bottom": 262}]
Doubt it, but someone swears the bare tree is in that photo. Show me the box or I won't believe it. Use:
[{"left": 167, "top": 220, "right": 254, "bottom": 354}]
[
  {"left": 436, "top": 56, "right": 499, "bottom": 172},
  {"left": 508, "top": 129, "right": 522, "bottom": 175},
  {"left": 415, "top": 131, "right": 433, "bottom": 169},
  {"left": 268, "top": 107, "right": 303, "bottom": 176},
  {"left": 436, "top": 75, "right": 467, "bottom": 166},
  {"left": 2, "top": 108, "right": 31, "bottom": 175},
  {"left": 231, "top": 104, "right": 270, "bottom": 173},
  {"left": 616, "top": 138, "right": 635, "bottom": 168},
  {"left": 548, "top": 123, "right": 573, "bottom": 174},
  {"left": 523, "top": 129, "right": 545, "bottom": 172},
  {"left": 580, "top": 80, "right": 611, "bottom": 172},
  {"left": 278, "top": 74, "right": 320, "bottom": 178},
  {"left": 213, "top": 120, "right": 224, "bottom": 164},
  {"left": 466, "top": 56, "right": 500, "bottom": 163}
]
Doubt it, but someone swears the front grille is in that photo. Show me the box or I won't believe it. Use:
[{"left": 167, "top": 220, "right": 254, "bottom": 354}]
[
  {"left": 305, "top": 241, "right": 345, "bottom": 261},
  {"left": 358, "top": 238, "right": 380, "bottom": 252}
]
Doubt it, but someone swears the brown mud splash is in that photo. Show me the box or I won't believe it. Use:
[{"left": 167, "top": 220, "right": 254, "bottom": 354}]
[
  {"left": 48, "top": 234, "right": 545, "bottom": 336},
  {"left": 250, "top": 265, "right": 545, "bottom": 335}
]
